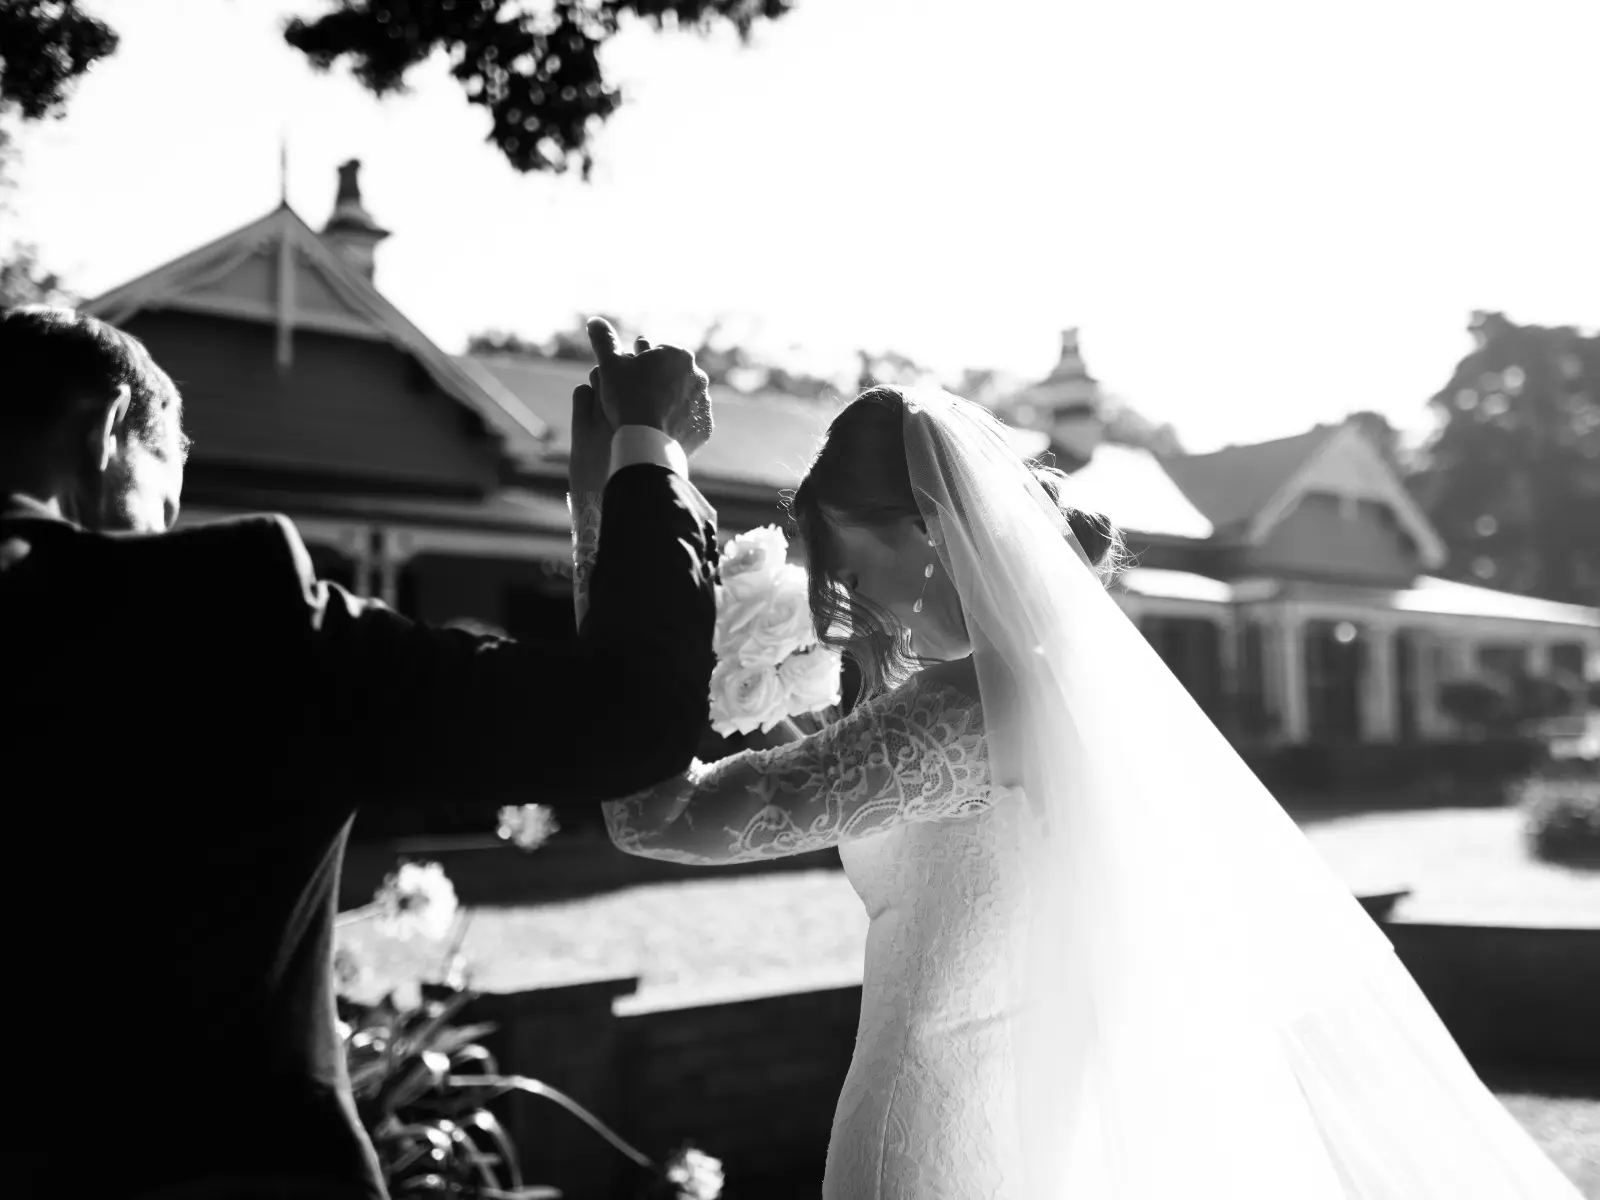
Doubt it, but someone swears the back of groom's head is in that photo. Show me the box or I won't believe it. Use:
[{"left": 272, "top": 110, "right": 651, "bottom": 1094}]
[
  {"left": 0, "top": 305, "right": 180, "bottom": 443},
  {"left": 0, "top": 305, "right": 188, "bottom": 531}
]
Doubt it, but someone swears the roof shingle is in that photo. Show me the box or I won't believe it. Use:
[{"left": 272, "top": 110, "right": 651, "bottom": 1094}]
[{"left": 1160, "top": 425, "right": 1339, "bottom": 532}]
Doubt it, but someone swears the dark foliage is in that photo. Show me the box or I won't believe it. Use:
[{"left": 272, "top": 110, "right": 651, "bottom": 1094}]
[
  {"left": 1412, "top": 311, "right": 1600, "bottom": 605},
  {"left": 284, "top": 0, "right": 794, "bottom": 176},
  {"left": 0, "top": 0, "right": 118, "bottom": 120},
  {"left": 0, "top": 1, "right": 791, "bottom": 177},
  {"left": 1519, "top": 769, "right": 1600, "bottom": 866}
]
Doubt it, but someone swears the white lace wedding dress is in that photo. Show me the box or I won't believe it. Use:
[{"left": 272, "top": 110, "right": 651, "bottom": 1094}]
[
  {"left": 571, "top": 387, "right": 1583, "bottom": 1199},
  {"left": 602, "top": 672, "right": 1026, "bottom": 1199}
]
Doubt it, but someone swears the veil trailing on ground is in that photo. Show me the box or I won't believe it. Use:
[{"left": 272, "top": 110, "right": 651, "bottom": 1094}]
[{"left": 900, "top": 387, "right": 1579, "bottom": 1199}]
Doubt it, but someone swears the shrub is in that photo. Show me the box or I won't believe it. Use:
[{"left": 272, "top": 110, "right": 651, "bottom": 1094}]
[
  {"left": 1439, "top": 678, "right": 1517, "bottom": 734},
  {"left": 1519, "top": 769, "right": 1600, "bottom": 866}
]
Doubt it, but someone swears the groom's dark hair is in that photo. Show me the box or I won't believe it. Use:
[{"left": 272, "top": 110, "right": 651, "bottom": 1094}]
[{"left": 0, "top": 305, "right": 182, "bottom": 447}]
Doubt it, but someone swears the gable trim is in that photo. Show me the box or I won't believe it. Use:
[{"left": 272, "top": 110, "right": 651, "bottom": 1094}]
[
  {"left": 1246, "top": 422, "right": 1448, "bottom": 570},
  {"left": 84, "top": 204, "right": 551, "bottom": 464}
]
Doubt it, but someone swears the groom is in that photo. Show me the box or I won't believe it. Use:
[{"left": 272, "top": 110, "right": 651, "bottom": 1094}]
[{"left": 0, "top": 307, "right": 719, "bottom": 1200}]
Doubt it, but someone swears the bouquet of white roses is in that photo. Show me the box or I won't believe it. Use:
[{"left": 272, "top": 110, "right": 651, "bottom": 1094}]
[{"left": 709, "top": 526, "right": 842, "bottom": 736}]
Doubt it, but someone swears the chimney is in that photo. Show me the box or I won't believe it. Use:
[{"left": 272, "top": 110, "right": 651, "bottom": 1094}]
[{"left": 321, "top": 159, "right": 390, "bottom": 285}]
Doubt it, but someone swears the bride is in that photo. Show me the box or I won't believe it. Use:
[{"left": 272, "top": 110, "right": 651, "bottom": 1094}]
[{"left": 563, "top": 384, "right": 1580, "bottom": 1198}]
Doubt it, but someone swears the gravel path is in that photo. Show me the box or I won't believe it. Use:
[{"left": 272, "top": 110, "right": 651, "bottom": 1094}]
[{"left": 340, "top": 807, "right": 1599, "bottom": 1007}]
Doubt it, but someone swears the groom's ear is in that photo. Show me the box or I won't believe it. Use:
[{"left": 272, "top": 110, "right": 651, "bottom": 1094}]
[{"left": 83, "top": 383, "right": 132, "bottom": 473}]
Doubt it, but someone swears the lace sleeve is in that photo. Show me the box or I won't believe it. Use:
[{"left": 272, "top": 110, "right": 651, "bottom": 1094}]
[
  {"left": 569, "top": 491, "right": 603, "bottom": 628},
  {"left": 601, "top": 675, "right": 995, "bottom": 865}
]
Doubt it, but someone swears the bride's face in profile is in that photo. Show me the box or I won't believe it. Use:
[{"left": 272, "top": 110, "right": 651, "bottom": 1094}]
[{"left": 827, "top": 514, "right": 970, "bottom": 662}]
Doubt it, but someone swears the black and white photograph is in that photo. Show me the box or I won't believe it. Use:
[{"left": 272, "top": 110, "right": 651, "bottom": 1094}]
[{"left": 2, "top": 1, "right": 1597, "bottom": 1197}]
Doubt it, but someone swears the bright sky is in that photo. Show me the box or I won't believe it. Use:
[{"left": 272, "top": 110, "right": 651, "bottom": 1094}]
[{"left": 7, "top": 0, "right": 1598, "bottom": 452}]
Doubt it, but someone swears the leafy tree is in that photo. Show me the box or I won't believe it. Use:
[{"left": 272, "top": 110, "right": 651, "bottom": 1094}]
[
  {"left": 0, "top": 2, "right": 792, "bottom": 178},
  {"left": 0, "top": 1, "right": 118, "bottom": 121},
  {"left": 1347, "top": 409, "right": 1407, "bottom": 475},
  {"left": 0, "top": 0, "right": 118, "bottom": 299},
  {"left": 760, "top": 363, "right": 839, "bottom": 401},
  {"left": 467, "top": 313, "right": 626, "bottom": 361},
  {"left": 0, "top": 241, "right": 74, "bottom": 307},
  {"left": 1411, "top": 311, "right": 1600, "bottom": 604},
  {"left": 468, "top": 314, "right": 846, "bottom": 400},
  {"left": 856, "top": 348, "right": 932, "bottom": 390},
  {"left": 284, "top": 0, "right": 794, "bottom": 177},
  {"left": 1101, "top": 393, "right": 1183, "bottom": 457}
]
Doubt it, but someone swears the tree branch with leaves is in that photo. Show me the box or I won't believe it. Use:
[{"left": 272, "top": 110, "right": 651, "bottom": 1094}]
[
  {"left": 0, "top": 1, "right": 793, "bottom": 180},
  {"left": 283, "top": 0, "right": 794, "bottom": 177}
]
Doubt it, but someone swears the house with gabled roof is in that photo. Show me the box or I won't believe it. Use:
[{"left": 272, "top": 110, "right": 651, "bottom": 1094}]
[
  {"left": 1006, "top": 332, "right": 1599, "bottom": 748},
  {"left": 81, "top": 161, "right": 829, "bottom": 647},
  {"left": 80, "top": 167, "right": 1596, "bottom": 755}
]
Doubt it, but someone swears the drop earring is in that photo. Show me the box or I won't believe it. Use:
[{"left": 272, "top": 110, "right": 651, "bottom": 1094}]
[{"left": 913, "top": 538, "right": 936, "bottom": 614}]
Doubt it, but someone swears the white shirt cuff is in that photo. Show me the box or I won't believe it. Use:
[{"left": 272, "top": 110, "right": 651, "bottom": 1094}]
[{"left": 609, "top": 425, "right": 689, "bottom": 480}]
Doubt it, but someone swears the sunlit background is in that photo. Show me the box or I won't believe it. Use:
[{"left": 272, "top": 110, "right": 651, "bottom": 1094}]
[
  {"left": 9, "top": 0, "right": 1599, "bottom": 452},
  {"left": 6, "top": 2, "right": 1598, "bottom": 1196}
]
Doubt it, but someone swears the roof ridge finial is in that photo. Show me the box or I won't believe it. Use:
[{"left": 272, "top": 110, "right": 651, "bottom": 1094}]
[{"left": 279, "top": 132, "right": 290, "bottom": 207}]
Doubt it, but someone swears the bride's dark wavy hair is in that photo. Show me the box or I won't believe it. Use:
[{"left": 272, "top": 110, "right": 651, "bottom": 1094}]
[{"left": 789, "top": 386, "right": 1129, "bottom": 697}]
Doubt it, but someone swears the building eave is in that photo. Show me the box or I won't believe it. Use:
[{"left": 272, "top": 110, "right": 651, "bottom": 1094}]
[{"left": 83, "top": 203, "right": 552, "bottom": 468}]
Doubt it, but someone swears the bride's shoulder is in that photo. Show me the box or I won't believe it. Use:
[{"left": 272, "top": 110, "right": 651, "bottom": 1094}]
[{"left": 906, "top": 657, "right": 981, "bottom": 707}]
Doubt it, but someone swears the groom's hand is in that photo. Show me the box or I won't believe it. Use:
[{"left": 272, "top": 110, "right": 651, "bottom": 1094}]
[
  {"left": 586, "top": 317, "right": 713, "bottom": 456},
  {"left": 569, "top": 368, "right": 614, "bottom": 497}
]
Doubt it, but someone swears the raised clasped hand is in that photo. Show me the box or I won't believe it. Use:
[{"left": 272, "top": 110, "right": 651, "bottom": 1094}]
[{"left": 585, "top": 317, "right": 713, "bottom": 456}]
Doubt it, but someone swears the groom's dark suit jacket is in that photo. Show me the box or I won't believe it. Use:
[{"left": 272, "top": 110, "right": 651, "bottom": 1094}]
[{"left": 0, "top": 465, "right": 718, "bottom": 1200}]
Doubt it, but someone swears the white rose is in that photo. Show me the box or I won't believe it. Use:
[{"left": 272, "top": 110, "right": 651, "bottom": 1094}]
[
  {"left": 333, "top": 945, "right": 369, "bottom": 998},
  {"left": 390, "top": 979, "right": 424, "bottom": 1013},
  {"left": 709, "top": 659, "right": 790, "bottom": 736},
  {"left": 713, "top": 584, "right": 770, "bottom": 654},
  {"left": 736, "top": 566, "right": 816, "bottom": 667},
  {"left": 778, "top": 645, "right": 843, "bottom": 716},
  {"left": 717, "top": 526, "right": 789, "bottom": 602}
]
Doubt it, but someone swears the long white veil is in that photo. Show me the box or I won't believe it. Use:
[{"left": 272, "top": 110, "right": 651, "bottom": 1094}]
[{"left": 901, "top": 387, "right": 1580, "bottom": 1198}]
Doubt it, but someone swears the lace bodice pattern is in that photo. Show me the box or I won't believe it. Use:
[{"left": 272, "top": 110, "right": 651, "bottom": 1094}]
[
  {"left": 601, "top": 675, "right": 995, "bottom": 864},
  {"left": 575, "top": 494, "right": 1023, "bottom": 1197}
]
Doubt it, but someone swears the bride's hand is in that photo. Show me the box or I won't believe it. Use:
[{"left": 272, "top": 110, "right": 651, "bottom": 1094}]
[{"left": 569, "top": 368, "right": 614, "bottom": 498}]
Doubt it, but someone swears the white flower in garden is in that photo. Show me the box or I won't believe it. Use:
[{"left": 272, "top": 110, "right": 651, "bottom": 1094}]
[
  {"left": 375, "top": 861, "right": 458, "bottom": 942},
  {"left": 778, "top": 645, "right": 843, "bottom": 716},
  {"left": 333, "top": 945, "right": 369, "bottom": 997},
  {"left": 709, "top": 659, "right": 790, "bottom": 736},
  {"left": 665, "top": 1147, "right": 725, "bottom": 1200},
  {"left": 735, "top": 566, "right": 816, "bottom": 667},
  {"left": 498, "top": 803, "right": 560, "bottom": 851},
  {"left": 390, "top": 979, "right": 423, "bottom": 1013},
  {"left": 717, "top": 526, "right": 789, "bottom": 601}
]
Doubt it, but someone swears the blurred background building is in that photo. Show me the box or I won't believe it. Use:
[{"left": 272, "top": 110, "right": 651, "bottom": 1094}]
[{"left": 85, "top": 164, "right": 1599, "bottom": 764}]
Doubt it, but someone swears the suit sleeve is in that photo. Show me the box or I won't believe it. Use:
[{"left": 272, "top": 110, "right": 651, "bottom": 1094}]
[{"left": 271, "top": 464, "right": 718, "bottom": 812}]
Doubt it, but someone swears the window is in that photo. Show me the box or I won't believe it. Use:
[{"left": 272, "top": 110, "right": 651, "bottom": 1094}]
[
  {"left": 1478, "top": 643, "right": 1526, "bottom": 681},
  {"left": 1551, "top": 643, "right": 1587, "bottom": 681}
]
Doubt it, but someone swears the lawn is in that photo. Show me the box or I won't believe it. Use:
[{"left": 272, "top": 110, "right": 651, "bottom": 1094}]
[
  {"left": 1299, "top": 806, "right": 1600, "bottom": 926},
  {"left": 340, "top": 804, "right": 1599, "bottom": 1193},
  {"left": 341, "top": 805, "right": 1598, "bottom": 1005}
]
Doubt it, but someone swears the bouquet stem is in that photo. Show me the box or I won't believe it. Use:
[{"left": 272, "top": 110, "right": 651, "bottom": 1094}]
[{"left": 335, "top": 902, "right": 382, "bottom": 928}]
